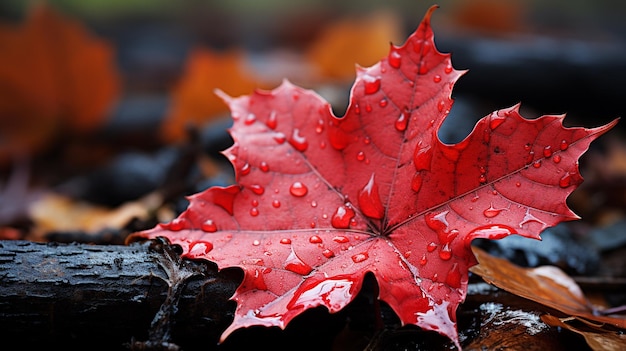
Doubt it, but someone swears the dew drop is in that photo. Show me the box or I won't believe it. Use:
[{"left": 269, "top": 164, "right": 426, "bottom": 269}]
[
  {"left": 315, "top": 119, "right": 324, "bottom": 134},
  {"left": 395, "top": 109, "right": 409, "bottom": 131},
  {"left": 560, "top": 139, "right": 569, "bottom": 151},
  {"left": 266, "top": 111, "right": 277, "bottom": 129},
  {"left": 411, "top": 172, "right": 423, "bottom": 192},
  {"left": 444, "top": 64, "right": 453, "bottom": 74},
  {"left": 272, "top": 200, "right": 281, "bottom": 208},
  {"left": 259, "top": 161, "right": 270, "bottom": 172},
  {"left": 251, "top": 199, "right": 259, "bottom": 207},
  {"left": 364, "top": 76, "right": 381, "bottom": 94},
  {"left": 479, "top": 174, "right": 487, "bottom": 184},
  {"left": 559, "top": 172, "right": 572, "bottom": 188},
  {"left": 413, "top": 143, "right": 432, "bottom": 171},
  {"left": 201, "top": 219, "right": 218, "bottom": 232},
  {"left": 250, "top": 208, "right": 259, "bottom": 216},
  {"left": 290, "top": 181, "right": 308, "bottom": 197},
  {"left": 425, "top": 211, "right": 449, "bottom": 232},
  {"left": 168, "top": 218, "right": 186, "bottom": 231},
  {"left": 427, "top": 242, "right": 437, "bottom": 252},
  {"left": 553, "top": 154, "right": 562, "bottom": 163},
  {"left": 250, "top": 184, "right": 265, "bottom": 195},
  {"left": 483, "top": 204, "right": 503, "bottom": 218},
  {"left": 437, "top": 100, "right": 445, "bottom": 112},
  {"left": 524, "top": 143, "right": 532, "bottom": 151},
  {"left": 419, "top": 254, "right": 427, "bottom": 266},
  {"left": 280, "top": 238, "right": 292, "bottom": 245},
  {"left": 379, "top": 98, "right": 388, "bottom": 108},
  {"left": 543, "top": 145, "right": 552, "bottom": 158},
  {"left": 311, "top": 200, "right": 317, "bottom": 208},
  {"left": 252, "top": 239, "right": 261, "bottom": 246},
  {"left": 322, "top": 249, "right": 335, "bottom": 258},
  {"left": 533, "top": 160, "right": 542, "bottom": 168},
  {"left": 516, "top": 182, "right": 521, "bottom": 187},
  {"left": 240, "top": 162, "right": 251, "bottom": 176},
  {"left": 333, "top": 236, "right": 349, "bottom": 243},
  {"left": 289, "top": 129, "right": 308, "bottom": 152},
  {"left": 388, "top": 50, "right": 402, "bottom": 68},
  {"left": 351, "top": 252, "right": 369, "bottom": 263},
  {"left": 284, "top": 250, "right": 312, "bottom": 275},
  {"left": 273, "top": 133, "right": 286, "bottom": 144},
  {"left": 433, "top": 74, "right": 441, "bottom": 83},
  {"left": 365, "top": 104, "right": 372, "bottom": 113},
  {"left": 358, "top": 174, "right": 384, "bottom": 219},
  {"left": 309, "top": 235, "right": 322, "bottom": 244},
  {"left": 363, "top": 136, "right": 371, "bottom": 145},
  {"left": 244, "top": 113, "right": 256, "bottom": 125},
  {"left": 354, "top": 103, "right": 361, "bottom": 114},
  {"left": 188, "top": 241, "right": 214, "bottom": 258},
  {"left": 331, "top": 205, "right": 356, "bottom": 229},
  {"left": 439, "top": 244, "right": 452, "bottom": 260},
  {"left": 319, "top": 141, "right": 326, "bottom": 149},
  {"left": 356, "top": 151, "right": 365, "bottom": 161}
]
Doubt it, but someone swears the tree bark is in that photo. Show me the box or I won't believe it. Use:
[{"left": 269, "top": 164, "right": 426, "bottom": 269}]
[{"left": 0, "top": 239, "right": 241, "bottom": 350}]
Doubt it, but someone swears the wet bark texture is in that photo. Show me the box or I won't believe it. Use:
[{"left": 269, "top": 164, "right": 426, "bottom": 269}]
[{"left": 0, "top": 240, "right": 588, "bottom": 351}]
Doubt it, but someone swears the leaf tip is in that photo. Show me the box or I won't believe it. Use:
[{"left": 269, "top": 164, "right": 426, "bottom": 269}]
[{"left": 214, "top": 88, "right": 232, "bottom": 103}]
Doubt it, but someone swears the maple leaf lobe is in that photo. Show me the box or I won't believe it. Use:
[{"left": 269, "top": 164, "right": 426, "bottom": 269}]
[{"left": 128, "top": 5, "right": 617, "bottom": 350}]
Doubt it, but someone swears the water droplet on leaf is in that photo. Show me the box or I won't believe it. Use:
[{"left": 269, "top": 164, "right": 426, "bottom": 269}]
[
  {"left": 439, "top": 244, "right": 452, "bottom": 260},
  {"left": 543, "top": 146, "right": 552, "bottom": 158},
  {"left": 289, "top": 128, "right": 308, "bottom": 152},
  {"left": 388, "top": 50, "right": 401, "bottom": 68},
  {"left": 201, "top": 219, "right": 217, "bottom": 232},
  {"left": 284, "top": 250, "right": 312, "bottom": 275},
  {"left": 363, "top": 75, "right": 381, "bottom": 94},
  {"left": 309, "top": 235, "right": 322, "bottom": 244},
  {"left": 266, "top": 111, "right": 277, "bottom": 129},
  {"left": 358, "top": 174, "right": 384, "bottom": 219},
  {"left": 250, "top": 184, "right": 265, "bottom": 195},
  {"left": 188, "top": 241, "right": 214, "bottom": 258},
  {"left": 290, "top": 182, "right": 308, "bottom": 197},
  {"left": 351, "top": 252, "right": 369, "bottom": 263},
  {"left": 331, "top": 205, "right": 355, "bottom": 229},
  {"left": 259, "top": 161, "right": 269, "bottom": 172}
]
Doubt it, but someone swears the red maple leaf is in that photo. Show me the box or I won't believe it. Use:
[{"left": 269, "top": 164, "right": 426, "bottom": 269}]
[{"left": 128, "top": 6, "right": 617, "bottom": 349}]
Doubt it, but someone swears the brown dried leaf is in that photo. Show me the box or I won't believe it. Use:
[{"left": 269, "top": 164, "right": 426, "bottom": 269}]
[{"left": 471, "top": 246, "right": 626, "bottom": 329}]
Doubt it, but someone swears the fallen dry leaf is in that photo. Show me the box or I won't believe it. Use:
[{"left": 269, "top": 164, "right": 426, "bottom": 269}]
[
  {"left": 28, "top": 192, "right": 162, "bottom": 240},
  {"left": 306, "top": 11, "right": 403, "bottom": 81},
  {"left": 541, "top": 314, "right": 626, "bottom": 351},
  {"left": 160, "top": 48, "right": 261, "bottom": 143},
  {"left": 470, "top": 246, "right": 626, "bottom": 329},
  {"left": 0, "top": 3, "right": 120, "bottom": 165}
]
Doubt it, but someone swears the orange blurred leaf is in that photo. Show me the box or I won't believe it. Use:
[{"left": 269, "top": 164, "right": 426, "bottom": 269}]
[
  {"left": 306, "top": 11, "right": 403, "bottom": 81},
  {"left": 0, "top": 3, "right": 120, "bottom": 164},
  {"left": 470, "top": 246, "right": 626, "bottom": 329},
  {"left": 160, "top": 49, "right": 260, "bottom": 143}
]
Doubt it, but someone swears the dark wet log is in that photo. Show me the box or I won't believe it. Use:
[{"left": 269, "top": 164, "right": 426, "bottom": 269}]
[
  {"left": 0, "top": 239, "right": 241, "bottom": 351},
  {"left": 0, "top": 240, "right": 590, "bottom": 351}
]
